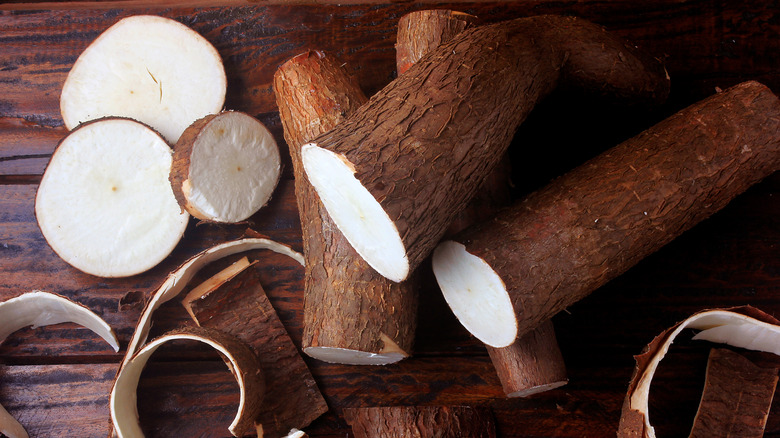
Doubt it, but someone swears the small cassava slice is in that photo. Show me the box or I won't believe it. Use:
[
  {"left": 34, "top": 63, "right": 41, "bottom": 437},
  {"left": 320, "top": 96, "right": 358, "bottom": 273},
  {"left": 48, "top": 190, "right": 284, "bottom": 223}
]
[
  {"left": 35, "top": 117, "right": 189, "bottom": 278},
  {"left": 433, "top": 81, "right": 780, "bottom": 348},
  {"left": 60, "top": 15, "right": 226, "bottom": 144},
  {"left": 170, "top": 111, "right": 281, "bottom": 223},
  {"left": 111, "top": 327, "right": 264, "bottom": 438},
  {"left": 0, "top": 291, "right": 119, "bottom": 438}
]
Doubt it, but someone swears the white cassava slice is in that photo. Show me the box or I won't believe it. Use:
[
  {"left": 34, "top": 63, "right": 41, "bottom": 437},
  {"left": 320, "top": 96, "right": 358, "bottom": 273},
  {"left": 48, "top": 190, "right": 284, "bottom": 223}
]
[
  {"left": 111, "top": 327, "right": 264, "bottom": 438},
  {"left": 122, "top": 237, "right": 304, "bottom": 366},
  {"left": 170, "top": 112, "right": 281, "bottom": 222},
  {"left": 35, "top": 118, "right": 189, "bottom": 278},
  {"left": 618, "top": 306, "right": 780, "bottom": 438},
  {"left": 60, "top": 15, "right": 226, "bottom": 144},
  {"left": 0, "top": 291, "right": 119, "bottom": 438}
]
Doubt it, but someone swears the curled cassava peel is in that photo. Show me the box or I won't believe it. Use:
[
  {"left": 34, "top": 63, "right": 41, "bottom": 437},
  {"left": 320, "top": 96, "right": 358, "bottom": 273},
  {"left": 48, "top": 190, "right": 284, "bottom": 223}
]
[
  {"left": 618, "top": 306, "right": 780, "bottom": 438},
  {"left": 0, "top": 291, "right": 119, "bottom": 438},
  {"left": 111, "top": 326, "right": 264, "bottom": 438}
]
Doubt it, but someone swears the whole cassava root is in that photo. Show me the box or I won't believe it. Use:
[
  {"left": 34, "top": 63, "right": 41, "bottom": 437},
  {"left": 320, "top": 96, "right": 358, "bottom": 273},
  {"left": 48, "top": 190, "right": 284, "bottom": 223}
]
[
  {"left": 343, "top": 406, "right": 496, "bottom": 438},
  {"left": 274, "top": 50, "right": 418, "bottom": 365},
  {"left": 433, "top": 81, "right": 780, "bottom": 348},
  {"left": 397, "top": 9, "right": 567, "bottom": 398},
  {"left": 301, "top": 15, "right": 669, "bottom": 283}
]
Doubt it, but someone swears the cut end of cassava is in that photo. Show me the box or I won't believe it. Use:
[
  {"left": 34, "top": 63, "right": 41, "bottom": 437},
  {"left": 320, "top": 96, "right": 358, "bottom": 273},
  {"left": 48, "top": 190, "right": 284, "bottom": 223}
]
[
  {"left": 303, "top": 347, "right": 406, "bottom": 366},
  {"left": 507, "top": 381, "right": 568, "bottom": 398},
  {"left": 35, "top": 118, "right": 189, "bottom": 278},
  {"left": 172, "top": 111, "right": 281, "bottom": 223},
  {"left": 432, "top": 241, "right": 517, "bottom": 348},
  {"left": 301, "top": 143, "right": 408, "bottom": 282},
  {"left": 60, "top": 15, "right": 226, "bottom": 144}
]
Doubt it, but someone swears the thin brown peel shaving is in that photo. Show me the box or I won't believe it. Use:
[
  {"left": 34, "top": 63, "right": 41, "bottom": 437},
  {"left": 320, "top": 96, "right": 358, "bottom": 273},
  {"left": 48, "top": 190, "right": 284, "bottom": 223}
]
[
  {"left": 0, "top": 291, "right": 119, "bottom": 438},
  {"left": 618, "top": 306, "right": 780, "bottom": 438},
  {"left": 111, "top": 326, "right": 264, "bottom": 438}
]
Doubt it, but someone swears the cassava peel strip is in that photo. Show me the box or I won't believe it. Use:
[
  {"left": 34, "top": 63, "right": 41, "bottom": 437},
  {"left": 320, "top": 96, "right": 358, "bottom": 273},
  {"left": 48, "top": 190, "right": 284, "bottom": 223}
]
[
  {"left": 396, "top": 9, "right": 568, "bottom": 397},
  {"left": 187, "top": 263, "right": 328, "bottom": 435},
  {"left": 181, "top": 256, "right": 254, "bottom": 323},
  {"left": 111, "top": 326, "right": 264, "bottom": 438},
  {"left": 618, "top": 306, "right": 780, "bottom": 438},
  {"left": 343, "top": 406, "right": 496, "bottom": 438},
  {"left": 0, "top": 291, "right": 119, "bottom": 438},
  {"left": 434, "top": 81, "right": 780, "bottom": 348},
  {"left": 689, "top": 348, "right": 778, "bottom": 438},
  {"left": 274, "top": 50, "right": 417, "bottom": 365},
  {"left": 302, "top": 15, "right": 669, "bottom": 282},
  {"left": 122, "top": 237, "right": 303, "bottom": 368}
]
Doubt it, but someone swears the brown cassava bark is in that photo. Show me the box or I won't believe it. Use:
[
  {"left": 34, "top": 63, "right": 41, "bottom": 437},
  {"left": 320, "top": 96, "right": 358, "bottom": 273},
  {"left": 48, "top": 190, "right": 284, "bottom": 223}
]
[
  {"left": 343, "top": 406, "right": 496, "bottom": 438},
  {"left": 169, "top": 113, "right": 218, "bottom": 219},
  {"left": 448, "top": 81, "right": 780, "bottom": 342},
  {"left": 689, "top": 348, "right": 778, "bottom": 438},
  {"left": 397, "top": 9, "right": 567, "bottom": 398},
  {"left": 486, "top": 320, "right": 567, "bottom": 397},
  {"left": 307, "top": 15, "right": 669, "bottom": 280},
  {"left": 274, "top": 50, "right": 418, "bottom": 361},
  {"left": 188, "top": 264, "right": 328, "bottom": 436}
]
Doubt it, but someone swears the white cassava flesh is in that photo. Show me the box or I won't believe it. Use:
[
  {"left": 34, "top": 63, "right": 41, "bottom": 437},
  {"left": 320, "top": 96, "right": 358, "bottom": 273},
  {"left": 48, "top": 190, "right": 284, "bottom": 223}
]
[
  {"left": 111, "top": 328, "right": 263, "bottom": 438},
  {"left": 121, "top": 237, "right": 304, "bottom": 367},
  {"left": 621, "top": 308, "right": 780, "bottom": 438},
  {"left": 35, "top": 118, "right": 189, "bottom": 278},
  {"left": 304, "top": 332, "right": 407, "bottom": 365},
  {"left": 174, "top": 112, "right": 281, "bottom": 222},
  {"left": 60, "top": 15, "right": 226, "bottom": 144},
  {"left": 0, "top": 291, "right": 119, "bottom": 438},
  {"left": 431, "top": 241, "right": 517, "bottom": 348},
  {"left": 300, "top": 144, "right": 408, "bottom": 283}
]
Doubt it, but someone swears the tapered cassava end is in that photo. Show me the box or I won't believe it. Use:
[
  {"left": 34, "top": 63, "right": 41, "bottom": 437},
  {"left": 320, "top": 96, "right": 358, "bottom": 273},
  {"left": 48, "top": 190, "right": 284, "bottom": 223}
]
[
  {"left": 432, "top": 240, "right": 517, "bottom": 348},
  {"left": 35, "top": 117, "right": 189, "bottom": 278},
  {"left": 300, "top": 143, "right": 408, "bottom": 283},
  {"left": 60, "top": 15, "right": 226, "bottom": 144},
  {"left": 170, "top": 111, "right": 281, "bottom": 223}
]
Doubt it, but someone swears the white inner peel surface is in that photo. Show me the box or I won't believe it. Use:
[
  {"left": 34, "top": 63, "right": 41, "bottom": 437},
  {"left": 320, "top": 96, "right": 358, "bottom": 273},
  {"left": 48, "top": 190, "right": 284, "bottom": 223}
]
[
  {"left": 60, "top": 15, "right": 226, "bottom": 143},
  {"left": 304, "top": 347, "right": 406, "bottom": 366},
  {"left": 432, "top": 240, "right": 517, "bottom": 348},
  {"left": 123, "top": 238, "right": 304, "bottom": 365},
  {"left": 35, "top": 119, "right": 189, "bottom": 278},
  {"left": 188, "top": 113, "right": 280, "bottom": 222},
  {"left": 111, "top": 334, "right": 246, "bottom": 438},
  {"left": 629, "top": 310, "right": 780, "bottom": 438},
  {"left": 300, "top": 144, "right": 408, "bottom": 282}
]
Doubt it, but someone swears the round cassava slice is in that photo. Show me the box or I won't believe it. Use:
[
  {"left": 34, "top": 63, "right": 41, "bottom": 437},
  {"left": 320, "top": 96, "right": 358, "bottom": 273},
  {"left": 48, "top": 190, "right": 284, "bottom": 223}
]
[
  {"left": 170, "top": 111, "right": 281, "bottom": 223},
  {"left": 60, "top": 15, "right": 226, "bottom": 144},
  {"left": 35, "top": 118, "right": 189, "bottom": 278}
]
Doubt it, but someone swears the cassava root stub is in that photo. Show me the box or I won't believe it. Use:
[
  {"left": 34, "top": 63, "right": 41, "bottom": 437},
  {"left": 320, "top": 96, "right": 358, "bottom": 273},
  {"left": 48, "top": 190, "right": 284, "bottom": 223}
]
[
  {"left": 301, "top": 15, "right": 669, "bottom": 282},
  {"left": 433, "top": 81, "right": 780, "bottom": 348},
  {"left": 35, "top": 117, "right": 189, "bottom": 278},
  {"left": 170, "top": 111, "right": 281, "bottom": 223},
  {"left": 60, "top": 14, "right": 226, "bottom": 144},
  {"left": 274, "top": 50, "right": 417, "bottom": 365},
  {"left": 0, "top": 291, "right": 119, "bottom": 438}
]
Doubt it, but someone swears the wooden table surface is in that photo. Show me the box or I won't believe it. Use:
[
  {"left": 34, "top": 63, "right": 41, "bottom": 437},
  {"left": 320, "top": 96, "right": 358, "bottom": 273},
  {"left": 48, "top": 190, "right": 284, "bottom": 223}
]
[{"left": 1, "top": 1, "right": 779, "bottom": 437}]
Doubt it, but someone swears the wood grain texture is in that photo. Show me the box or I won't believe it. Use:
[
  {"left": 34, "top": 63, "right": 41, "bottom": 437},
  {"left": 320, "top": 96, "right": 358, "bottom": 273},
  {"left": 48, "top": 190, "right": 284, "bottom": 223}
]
[{"left": 0, "top": 2, "right": 778, "bottom": 437}]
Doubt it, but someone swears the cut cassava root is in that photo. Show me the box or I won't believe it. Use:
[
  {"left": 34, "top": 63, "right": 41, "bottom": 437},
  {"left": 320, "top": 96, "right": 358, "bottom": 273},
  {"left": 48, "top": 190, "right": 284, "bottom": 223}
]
[
  {"left": 274, "top": 50, "right": 417, "bottom": 365},
  {"left": 302, "top": 15, "right": 669, "bottom": 282},
  {"left": 396, "top": 9, "right": 567, "bottom": 397},
  {"left": 433, "top": 81, "right": 780, "bottom": 348},
  {"left": 60, "top": 15, "right": 226, "bottom": 144},
  {"left": 344, "top": 406, "right": 496, "bottom": 438},
  {"left": 170, "top": 111, "right": 281, "bottom": 223},
  {"left": 35, "top": 117, "right": 189, "bottom": 278}
]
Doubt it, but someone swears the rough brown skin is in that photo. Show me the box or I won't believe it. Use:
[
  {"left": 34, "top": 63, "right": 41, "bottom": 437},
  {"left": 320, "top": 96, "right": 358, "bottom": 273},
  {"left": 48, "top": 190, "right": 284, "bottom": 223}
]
[
  {"left": 397, "top": 9, "right": 567, "bottom": 398},
  {"left": 273, "top": 50, "right": 418, "bottom": 361},
  {"left": 396, "top": 10, "right": 477, "bottom": 76},
  {"left": 449, "top": 81, "right": 780, "bottom": 343},
  {"left": 306, "top": 14, "right": 670, "bottom": 280},
  {"left": 343, "top": 406, "right": 496, "bottom": 438},
  {"left": 689, "top": 348, "right": 778, "bottom": 438},
  {"left": 169, "top": 113, "right": 218, "bottom": 218},
  {"left": 188, "top": 265, "right": 328, "bottom": 436},
  {"left": 486, "top": 320, "right": 567, "bottom": 397}
]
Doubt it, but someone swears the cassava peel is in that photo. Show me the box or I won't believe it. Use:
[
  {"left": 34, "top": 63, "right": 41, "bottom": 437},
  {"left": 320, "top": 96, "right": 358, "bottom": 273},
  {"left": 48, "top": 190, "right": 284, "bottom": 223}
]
[{"left": 302, "top": 15, "right": 670, "bottom": 282}]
